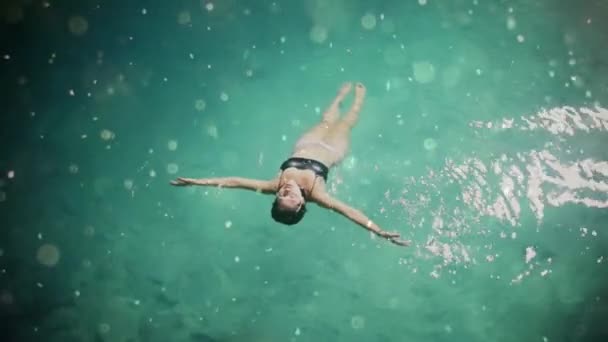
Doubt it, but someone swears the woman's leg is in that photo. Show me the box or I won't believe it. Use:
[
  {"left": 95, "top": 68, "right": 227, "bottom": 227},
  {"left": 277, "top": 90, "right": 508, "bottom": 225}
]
[
  {"left": 294, "top": 83, "right": 353, "bottom": 143},
  {"left": 339, "top": 82, "right": 365, "bottom": 128},
  {"left": 322, "top": 82, "right": 352, "bottom": 124},
  {"left": 323, "top": 83, "right": 367, "bottom": 161}
]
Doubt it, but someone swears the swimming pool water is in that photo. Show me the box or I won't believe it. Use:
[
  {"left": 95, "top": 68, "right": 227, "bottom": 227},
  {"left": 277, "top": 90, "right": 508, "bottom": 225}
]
[{"left": 1, "top": 1, "right": 607, "bottom": 341}]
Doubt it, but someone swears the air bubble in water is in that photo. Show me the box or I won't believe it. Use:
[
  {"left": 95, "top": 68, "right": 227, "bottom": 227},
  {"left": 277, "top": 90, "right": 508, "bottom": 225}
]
[
  {"left": 194, "top": 99, "right": 206, "bottom": 111},
  {"left": 68, "top": 16, "right": 89, "bottom": 36},
  {"left": 36, "top": 244, "right": 61, "bottom": 267},
  {"left": 506, "top": 16, "right": 516, "bottom": 30},
  {"left": 309, "top": 25, "right": 328, "bottom": 44},
  {"left": 167, "top": 140, "right": 178, "bottom": 151},
  {"left": 167, "top": 163, "right": 179, "bottom": 174},
  {"left": 361, "top": 13, "right": 377, "bottom": 30},
  {"left": 424, "top": 138, "right": 438, "bottom": 150},
  {"left": 100, "top": 129, "right": 115, "bottom": 141},
  {"left": 68, "top": 164, "right": 79, "bottom": 174},
  {"left": 124, "top": 179, "right": 134, "bottom": 190},
  {"left": 177, "top": 11, "right": 191, "bottom": 25}
]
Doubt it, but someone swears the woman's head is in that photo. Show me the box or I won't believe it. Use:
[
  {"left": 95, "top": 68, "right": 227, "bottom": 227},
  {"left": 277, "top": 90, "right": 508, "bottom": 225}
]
[{"left": 271, "top": 181, "right": 307, "bottom": 225}]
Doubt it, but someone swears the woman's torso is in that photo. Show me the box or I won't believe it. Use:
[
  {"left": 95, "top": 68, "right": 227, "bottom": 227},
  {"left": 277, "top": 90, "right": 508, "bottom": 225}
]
[
  {"left": 278, "top": 129, "right": 348, "bottom": 197},
  {"left": 291, "top": 139, "right": 346, "bottom": 168}
]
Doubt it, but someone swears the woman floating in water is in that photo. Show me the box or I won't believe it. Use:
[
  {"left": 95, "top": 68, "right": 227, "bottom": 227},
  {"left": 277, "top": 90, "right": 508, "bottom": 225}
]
[{"left": 171, "top": 82, "right": 409, "bottom": 246}]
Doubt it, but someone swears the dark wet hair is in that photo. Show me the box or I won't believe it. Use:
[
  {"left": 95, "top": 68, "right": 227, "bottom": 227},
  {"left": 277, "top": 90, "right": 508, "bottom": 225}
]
[{"left": 271, "top": 198, "right": 307, "bottom": 225}]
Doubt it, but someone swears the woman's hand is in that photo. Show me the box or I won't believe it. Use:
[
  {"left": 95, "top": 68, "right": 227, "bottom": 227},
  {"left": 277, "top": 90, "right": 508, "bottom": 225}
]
[
  {"left": 170, "top": 177, "right": 206, "bottom": 186},
  {"left": 377, "top": 230, "right": 410, "bottom": 247},
  {"left": 388, "top": 237, "right": 411, "bottom": 247}
]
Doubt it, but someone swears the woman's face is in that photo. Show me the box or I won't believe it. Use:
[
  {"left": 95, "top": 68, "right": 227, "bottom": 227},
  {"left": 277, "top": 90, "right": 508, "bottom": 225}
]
[{"left": 276, "top": 180, "right": 304, "bottom": 211}]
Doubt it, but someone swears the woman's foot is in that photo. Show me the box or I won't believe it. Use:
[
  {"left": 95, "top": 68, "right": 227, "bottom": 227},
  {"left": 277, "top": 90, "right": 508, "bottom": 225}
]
[
  {"left": 341, "top": 82, "right": 366, "bottom": 127},
  {"left": 354, "top": 82, "right": 366, "bottom": 99},
  {"left": 323, "top": 82, "right": 354, "bottom": 123},
  {"left": 338, "top": 82, "right": 353, "bottom": 97}
]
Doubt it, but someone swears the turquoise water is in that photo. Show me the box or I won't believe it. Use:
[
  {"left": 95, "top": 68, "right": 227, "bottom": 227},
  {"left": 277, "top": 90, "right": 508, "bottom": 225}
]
[{"left": 1, "top": 0, "right": 607, "bottom": 341}]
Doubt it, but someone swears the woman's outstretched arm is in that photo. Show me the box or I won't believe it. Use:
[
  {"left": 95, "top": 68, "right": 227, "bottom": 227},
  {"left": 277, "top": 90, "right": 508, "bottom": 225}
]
[
  {"left": 313, "top": 193, "right": 410, "bottom": 246},
  {"left": 171, "top": 177, "right": 277, "bottom": 194}
]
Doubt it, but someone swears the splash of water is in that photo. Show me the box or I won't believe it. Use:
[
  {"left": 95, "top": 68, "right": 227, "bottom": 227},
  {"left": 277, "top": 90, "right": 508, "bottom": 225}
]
[{"left": 375, "top": 105, "right": 607, "bottom": 279}]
